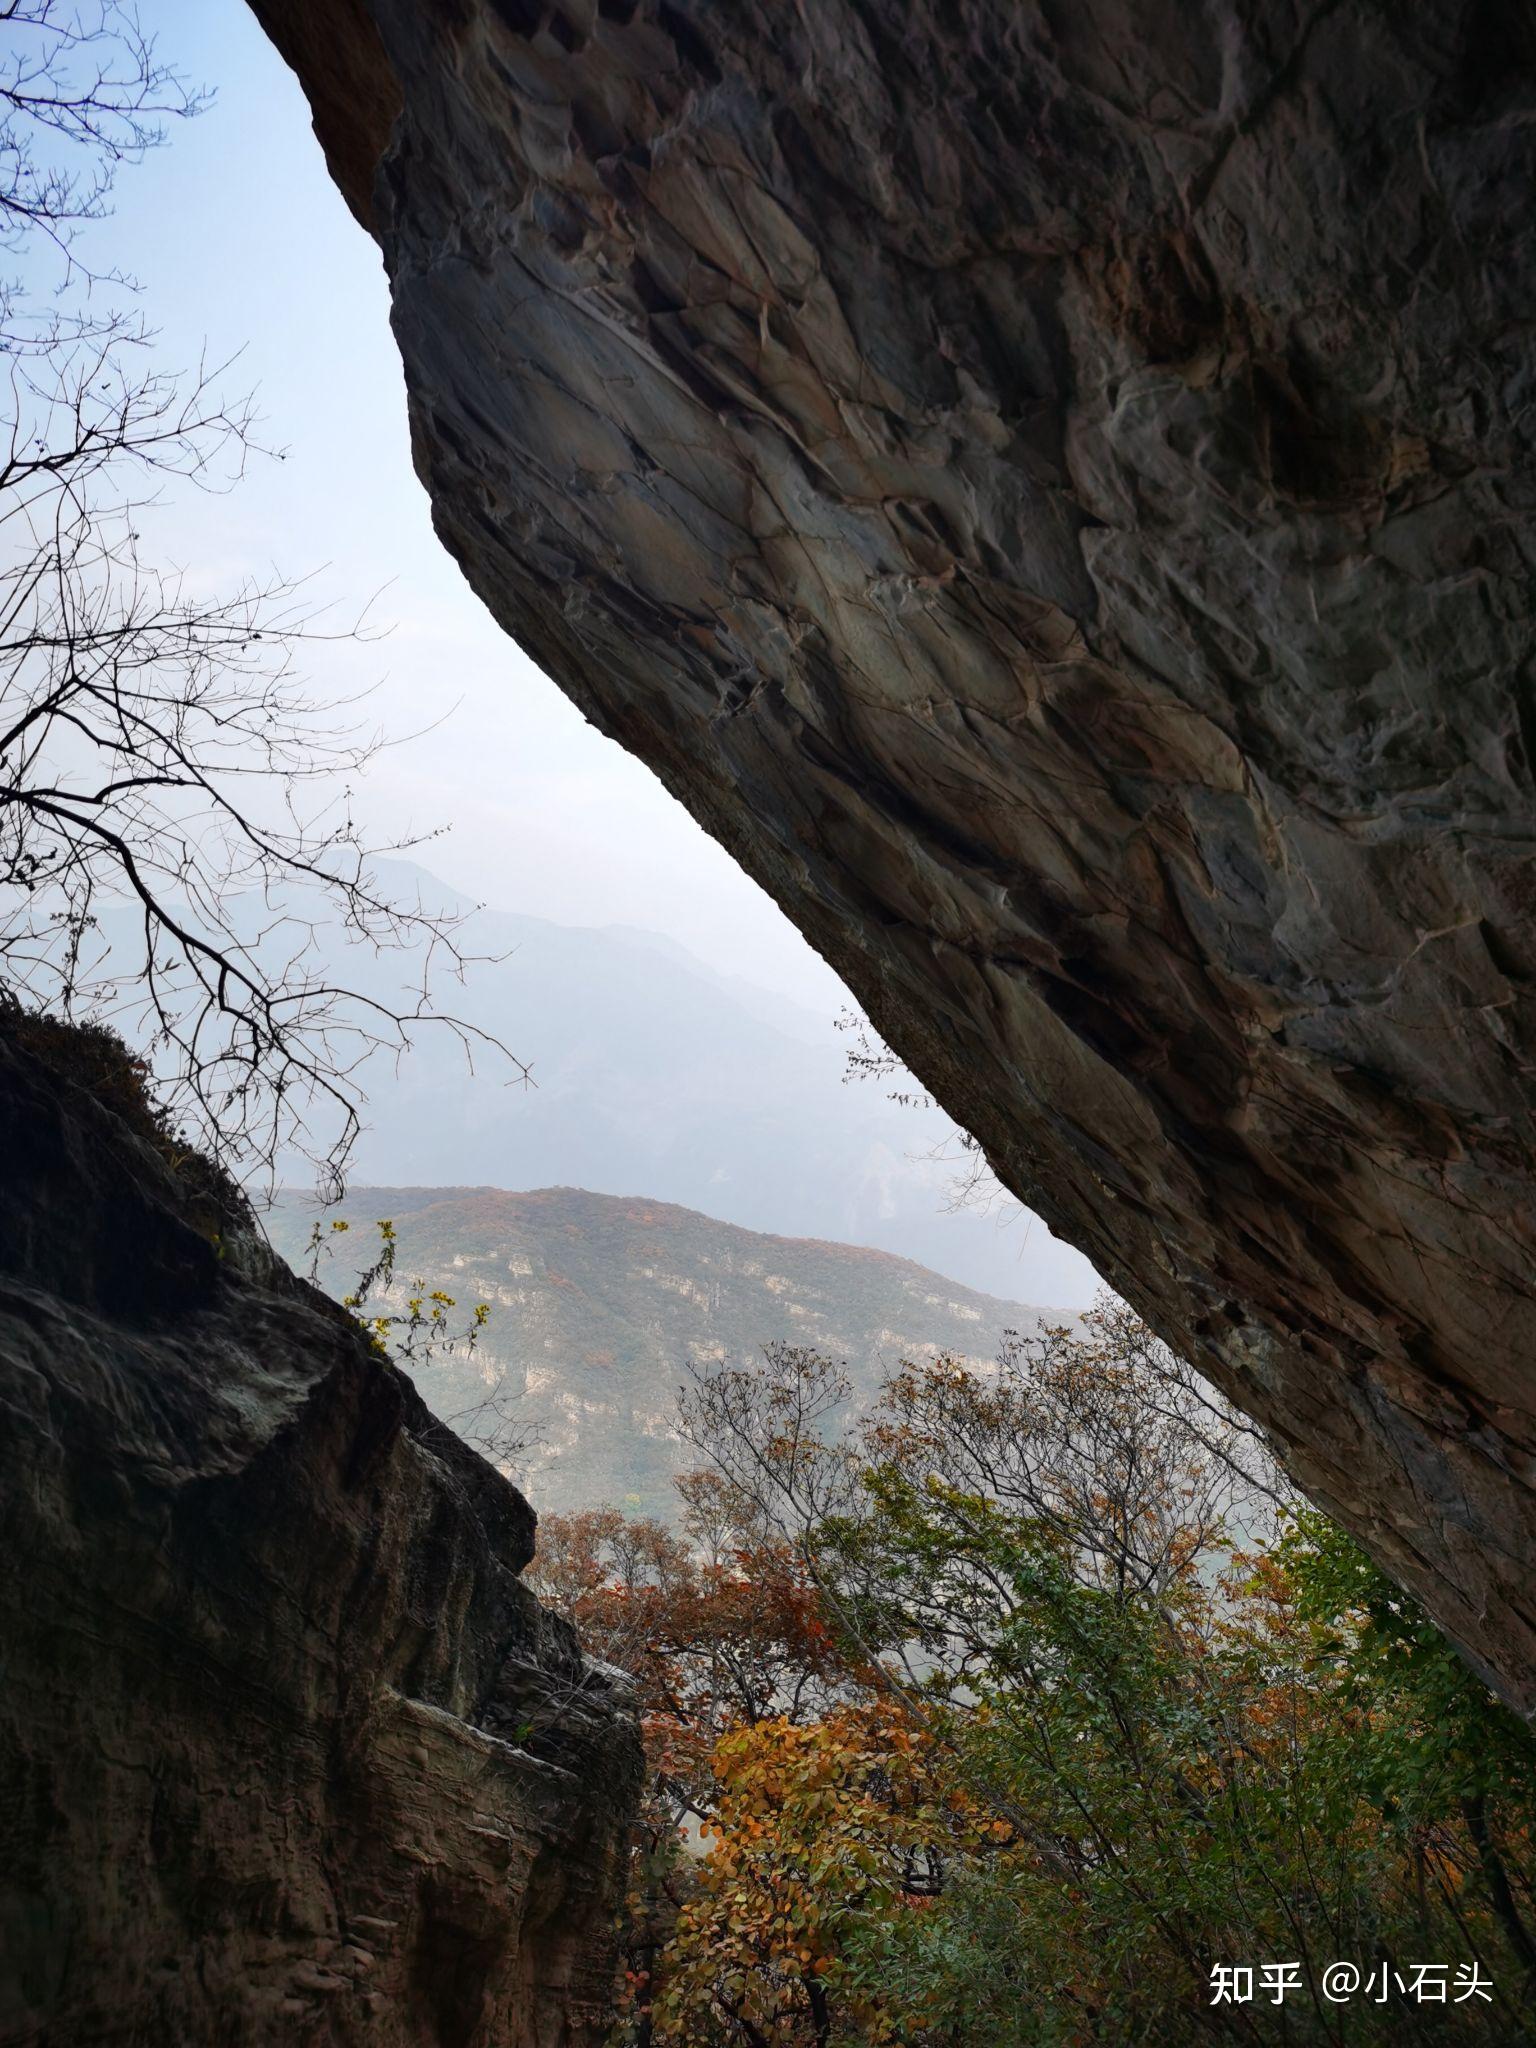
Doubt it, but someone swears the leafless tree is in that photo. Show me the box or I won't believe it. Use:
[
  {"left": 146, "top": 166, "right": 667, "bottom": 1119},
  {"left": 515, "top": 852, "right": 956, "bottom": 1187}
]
[
  {"left": 678, "top": 1339, "right": 865, "bottom": 1543},
  {"left": 0, "top": 1, "right": 205, "bottom": 296},
  {"left": 836, "top": 1006, "right": 1021, "bottom": 1221},
  {"left": 678, "top": 1305, "right": 1295, "bottom": 1689},
  {"left": 0, "top": 4, "right": 527, "bottom": 1189},
  {"left": 862, "top": 1300, "right": 1292, "bottom": 1619}
]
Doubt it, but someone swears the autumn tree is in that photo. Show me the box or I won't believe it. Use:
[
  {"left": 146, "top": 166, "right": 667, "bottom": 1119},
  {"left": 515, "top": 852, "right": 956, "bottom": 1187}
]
[
  {"left": 566, "top": 1308, "right": 1536, "bottom": 2045},
  {"left": 653, "top": 1700, "right": 979, "bottom": 2048}
]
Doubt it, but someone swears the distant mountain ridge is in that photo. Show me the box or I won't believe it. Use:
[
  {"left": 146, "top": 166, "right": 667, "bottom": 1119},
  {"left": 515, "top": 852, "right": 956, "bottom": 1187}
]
[
  {"left": 251, "top": 859, "right": 1094, "bottom": 1306},
  {"left": 266, "top": 1185, "right": 1061, "bottom": 1519},
  {"left": 92, "top": 859, "right": 1094, "bottom": 1304}
]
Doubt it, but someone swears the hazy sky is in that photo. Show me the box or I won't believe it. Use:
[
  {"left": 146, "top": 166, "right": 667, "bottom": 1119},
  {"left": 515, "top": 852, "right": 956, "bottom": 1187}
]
[
  {"left": 63, "top": 1, "right": 1100, "bottom": 1307},
  {"left": 101, "top": 0, "right": 846, "bottom": 1010}
]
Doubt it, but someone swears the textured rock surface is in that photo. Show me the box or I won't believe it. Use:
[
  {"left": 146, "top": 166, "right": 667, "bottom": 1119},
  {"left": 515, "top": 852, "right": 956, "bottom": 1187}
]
[
  {"left": 0, "top": 1023, "right": 641, "bottom": 2046},
  {"left": 250, "top": 1, "right": 1536, "bottom": 1708}
]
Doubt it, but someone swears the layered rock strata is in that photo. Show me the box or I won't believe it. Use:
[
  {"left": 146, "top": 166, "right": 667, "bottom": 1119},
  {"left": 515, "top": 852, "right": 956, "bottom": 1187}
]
[
  {"left": 250, "top": 1, "right": 1536, "bottom": 1710},
  {"left": 0, "top": 1021, "right": 641, "bottom": 2046}
]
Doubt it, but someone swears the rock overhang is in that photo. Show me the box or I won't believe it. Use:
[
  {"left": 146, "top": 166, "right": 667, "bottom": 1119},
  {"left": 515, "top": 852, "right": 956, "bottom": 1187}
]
[{"left": 248, "top": 0, "right": 1536, "bottom": 1710}]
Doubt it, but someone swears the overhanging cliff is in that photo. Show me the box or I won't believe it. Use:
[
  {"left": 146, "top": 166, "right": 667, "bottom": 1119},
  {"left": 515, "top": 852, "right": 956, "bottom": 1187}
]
[
  {"left": 0, "top": 1012, "right": 641, "bottom": 2046},
  {"left": 249, "top": 1, "right": 1536, "bottom": 1710}
]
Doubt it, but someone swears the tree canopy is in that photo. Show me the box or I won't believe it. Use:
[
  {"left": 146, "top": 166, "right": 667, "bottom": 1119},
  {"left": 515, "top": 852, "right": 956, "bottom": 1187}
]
[{"left": 531, "top": 1307, "right": 1536, "bottom": 2046}]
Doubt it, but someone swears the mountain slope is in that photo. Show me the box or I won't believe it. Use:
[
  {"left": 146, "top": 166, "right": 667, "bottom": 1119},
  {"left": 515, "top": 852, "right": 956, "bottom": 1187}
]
[
  {"left": 214, "top": 858, "right": 1096, "bottom": 1307},
  {"left": 91, "top": 860, "right": 1096, "bottom": 1305},
  {"left": 267, "top": 1186, "right": 1060, "bottom": 1519}
]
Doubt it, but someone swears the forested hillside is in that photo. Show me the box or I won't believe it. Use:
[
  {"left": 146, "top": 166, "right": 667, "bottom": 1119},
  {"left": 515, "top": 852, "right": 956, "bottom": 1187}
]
[{"left": 266, "top": 1186, "right": 1055, "bottom": 1517}]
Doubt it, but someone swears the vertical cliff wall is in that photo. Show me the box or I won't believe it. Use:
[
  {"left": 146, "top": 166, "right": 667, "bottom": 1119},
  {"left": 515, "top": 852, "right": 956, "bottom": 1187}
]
[
  {"left": 0, "top": 1017, "right": 641, "bottom": 2047},
  {"left": 247, "top": 1, "right": 1536, "bottom": 1712}
]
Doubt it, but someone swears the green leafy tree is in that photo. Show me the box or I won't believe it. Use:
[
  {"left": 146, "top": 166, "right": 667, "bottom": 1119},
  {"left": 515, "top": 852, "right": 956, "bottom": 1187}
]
[{"left": 597, "top": 1307, "right": 1536, "bottom": 2045}]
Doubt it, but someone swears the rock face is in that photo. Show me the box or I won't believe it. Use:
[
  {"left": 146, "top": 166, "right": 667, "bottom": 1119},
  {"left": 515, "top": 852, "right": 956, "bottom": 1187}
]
[
  {"left": 249, "top": 2, "right": 1536, "bottom": 1709},
  {"left": 0, "top": 1020, "right": 641, "bottom": 2046}
]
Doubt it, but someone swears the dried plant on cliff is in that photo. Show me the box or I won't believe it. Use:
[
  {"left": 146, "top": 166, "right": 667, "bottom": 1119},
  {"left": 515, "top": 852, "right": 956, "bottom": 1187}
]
[
  {"left": 836, "top": 1007, "right": 1018, "bottom": 1224},
  {"left": 303, "top": 1214, "right": 539, "bottom": 1472}
]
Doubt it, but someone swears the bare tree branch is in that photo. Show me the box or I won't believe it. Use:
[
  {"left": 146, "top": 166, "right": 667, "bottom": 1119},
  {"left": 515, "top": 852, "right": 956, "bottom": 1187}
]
[{"left": 0, "top": 4, "right": 530, "bottom": 1190}]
